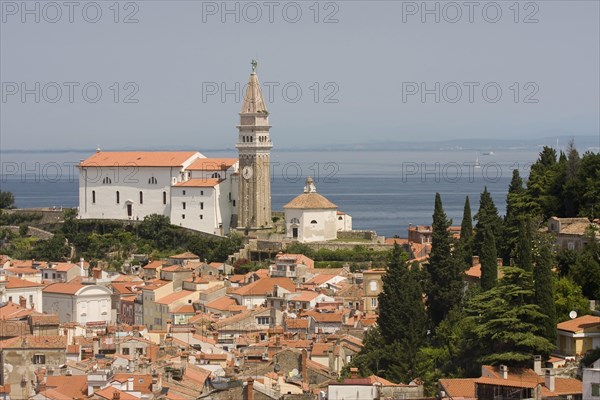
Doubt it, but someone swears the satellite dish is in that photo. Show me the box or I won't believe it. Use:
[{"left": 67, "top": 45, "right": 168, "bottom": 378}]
[
  {"left": 569, "top": 310, "right": 577, "bottom": 319},
  {"left": 291, "top": 368, "right": 299, "bottom": 377},
  {"left": 274, "top": 364, "right": 281, "bottom": 372}
]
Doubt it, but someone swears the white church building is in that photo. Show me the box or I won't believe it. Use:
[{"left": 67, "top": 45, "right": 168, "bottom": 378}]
[
  {"left": 78, "top": 62, "right": 351, "bottom": 239},
  {"left": 284, "top": 177, "right": 352, "bottom": 243}
]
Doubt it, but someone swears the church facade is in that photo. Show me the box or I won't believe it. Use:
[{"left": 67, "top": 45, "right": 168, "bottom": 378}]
[{"left": 77, "top": 63, "right": 272, "bottom": 236}]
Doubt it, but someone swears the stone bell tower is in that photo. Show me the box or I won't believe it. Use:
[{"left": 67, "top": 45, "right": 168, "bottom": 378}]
[{"left": 236, "top": 60, "right": 272, "bottom": 231}]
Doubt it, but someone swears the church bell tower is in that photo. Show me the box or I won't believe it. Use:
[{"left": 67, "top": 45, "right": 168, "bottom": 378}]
[{"left": 236, "top": 60, "right": 272, "bottom": 231}]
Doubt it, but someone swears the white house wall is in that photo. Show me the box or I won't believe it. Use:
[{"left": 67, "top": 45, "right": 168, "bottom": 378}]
[{"left": 285, "top": 209, "right": 337, "bottom": 243}]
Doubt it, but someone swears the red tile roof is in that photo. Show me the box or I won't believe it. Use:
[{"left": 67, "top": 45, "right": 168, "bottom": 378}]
[
  {"left": 42, "top": 282, "right": 85, "bottom": 294},
  {"left": 80, "top": 151, "right": 198, "bottom": 167},
  {"left": 173, "top": 179, "right": 220, "bottom": 188},
  {"left": 4, "top": 275, "right": 44, "bottom": 288},
  {"left": 231, "top": 277, "right": 296, "bottom": 296},
  {"left": 187, "top": 158, "right": 238, "bottom": 171},
  {"left": 557, "top": 315, "right": 600, "bottom": 332}
]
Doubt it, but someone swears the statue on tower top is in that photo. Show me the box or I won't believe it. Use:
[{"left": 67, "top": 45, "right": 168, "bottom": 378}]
[{"left": 251, "top": 59, "right": 258, "bottom": 74}]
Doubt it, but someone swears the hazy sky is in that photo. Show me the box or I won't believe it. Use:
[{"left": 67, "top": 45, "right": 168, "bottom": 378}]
[{"left": 1, "top": 0, "right": 599, "bottom": 150}]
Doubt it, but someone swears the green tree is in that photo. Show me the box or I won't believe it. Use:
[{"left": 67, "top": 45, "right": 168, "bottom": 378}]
[
  {"left": 474, "top": 187, "right": 503, "bottom": 258},
  {"left": 457, "top": 196, "right": 473, "bottom": 268},
  {"left": 0, "top": 191, "right": 16, "bottom": 209},
  {"left": 570, "top": 226, "right": 600, "bottom": 300},
  {"left": 502, "top": 169, "right": 527, "bottom": 263},
  {"left": 576, "top": 152, "right": 600, "bottom": 219},
  {"left": 377, "top": 243, "right": 429, "bottom": 382},
  {"left": 480, "top": 226, "right": 498, "bottom": 291},
  {"left": 513, "top": 219, "right": 533, "bottom": 272},
  {"left": 526, "top": 146, "right": 561, "bottom": 219},
  {"left": 31, "top": 234, "right": 71, "bottom": 261},
  {"left": 466, "top": 267, "right": 555, "bottom": 365},
  {"left": 533, "top": 237, "right": 557, "bottom": 344},
  {"left": 554, "top": 276, "right": 589, "bottom": 322},
  {"left": 427, "top": 193, "right": 462, "bottom": 327}
]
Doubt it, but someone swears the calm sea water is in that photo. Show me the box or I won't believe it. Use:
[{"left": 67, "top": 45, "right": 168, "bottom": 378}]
[{"left": 0, "top": 149, "right": 540, "bottom": 238}]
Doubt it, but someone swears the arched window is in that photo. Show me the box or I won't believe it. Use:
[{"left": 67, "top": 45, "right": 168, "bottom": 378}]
[
  {"left": 211, "top": 172, "right": 220, "bottom": 179},
  {"left": 290, "top": 218, "right": 300, "bottom": 225},
  {"left": 338, "top": 216, "right": 343, "bottom": 220},
  {"left": 102, "top": 177, "right": 112, "bottom": 184},
  {"left": 310, "top": 220, "right": 317, "bottom": 224},
  {"left": 148, "top": 177, "right": 158, "bottom": 184}
]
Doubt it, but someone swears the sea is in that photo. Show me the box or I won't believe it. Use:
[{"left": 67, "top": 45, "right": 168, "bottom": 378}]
[{"left": 0, "top": 149, "right": 542, "bottom": 238}]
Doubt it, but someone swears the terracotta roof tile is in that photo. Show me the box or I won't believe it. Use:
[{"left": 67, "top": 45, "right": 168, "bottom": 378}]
[
  {"left": 187, "top": 158, "right": 238, "bottom": 171},
  {"left": 80, "top": 151, "right": 199, "bottom": 167},
  {"left": 283, "top": 193, "right": 337, "bottom": 209},
  {"left": 557, "top": 315, "right": 600, "bottom": 332},
  {"left": 173, "top": 179, "right": 220, "bottom": 188}
]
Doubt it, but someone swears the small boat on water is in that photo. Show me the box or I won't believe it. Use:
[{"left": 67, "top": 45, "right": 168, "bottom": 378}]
[{"left": 482, "top": 151, "right": 495, "bottom": 156}]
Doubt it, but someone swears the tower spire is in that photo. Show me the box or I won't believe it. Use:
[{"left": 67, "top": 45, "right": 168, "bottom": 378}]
[{"left": 241, "top": 60, "right": 267, "bottom": 114}]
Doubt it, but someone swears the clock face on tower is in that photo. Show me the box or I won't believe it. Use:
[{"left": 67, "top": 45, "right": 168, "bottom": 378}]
[{"left": 242, "top": 165, "right": 253, "bottom": 180}]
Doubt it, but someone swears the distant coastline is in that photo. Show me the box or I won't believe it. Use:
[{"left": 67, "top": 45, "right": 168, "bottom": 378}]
[{"left": 1, "top": 135, "right": 598, "bottom": 154}]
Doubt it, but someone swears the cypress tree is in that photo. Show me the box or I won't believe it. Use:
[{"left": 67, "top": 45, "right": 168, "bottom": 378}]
[
  {"left": 427, "top": 193, "right": 463, "bottom": 327},
  {"left": 502, "top": 169, "right": 527, "bottom": 263},
  {"left": 480, "top": 225, "right": 498, "bottom": 291},
  {"left": 378, "top": 243, "right": 429, "bottom": 347},
  {"left": 534, "top": 238, "right": 557, "bottom": 345},
  {"left": 474, "top": 187, "right": 503, "bottom": 258},
  {"left": 458, "top": 196, "right": 474, "bottom": 267},
  {"left": 514, "top": 219, "right": 533, "bottom": 272}
]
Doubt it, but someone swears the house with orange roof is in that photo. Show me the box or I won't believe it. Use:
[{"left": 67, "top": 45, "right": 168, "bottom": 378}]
[
  {"left": 42, "top": 282, "right": 112, "bottom": 325},
  {"left": 548, "top": 216, "right": 599, "bottom": 250},
  {"left": 229, "top": 277, "right": 296, "bottom": 308},
  {"left": 0, "top": 274, "right": 45, "bottom": 311},
  {"left": 270, "top": 253, "right": 315, "bottom": 279},
  {"left": 204, "top": 295, "right": 239, "bottom": 316},
  {"left": 438, "top": 364, "right": 583, "bottom": 400},
  {"left": 142, "top": 260, "right": 167, "bottom": 280},
  {"left": 148, "top": 289, "right": 198, "bottom": 330},
  {"left": 286, "top": 291, "right": 335, "bottom": 310},
  {"left": 39, "top": 261, "right": 84, "bottom": 284},
  {"left": 212, "top": 307, "right": 283, "bottom": 340},
  {"left": 1, "top": 335, "right": 68, "bottom": 398},
  {"left": 556, "top": 315, "right": 600, "bottom": 356},
  {"left": 303, "top": 310, "right": 345, "bottom": 334},
  {"left": 141, "top": 279, "right": 174, "bottom": 328},
  {"left": 329, "top": 369, "right": 424, "bottom": 400}
]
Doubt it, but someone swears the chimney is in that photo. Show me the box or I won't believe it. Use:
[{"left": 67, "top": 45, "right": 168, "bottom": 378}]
[
  {"left": 247, "top": 378, "right": 254, "bottom": 400},
  {"left": 545, "top": 369, "right": 555, "bottom": 392},
  {"left": 212, "top": 332, "right": 219, "bottom": 344},
  {"left": 533, "top": 355, "right": 542, "bottom": 375},
  {"left": 112, "top": 391, "right": 121, "bottom": 400},
  {"left": 301, "top": 349, "right": 307, "bottom": 380},
  {"left": 93, "top": 268, "right": 102, "bottom": 279},
  {"left": 350, "top": 367, "right": 358, "bottom": 379},
  {"left": 127, "top": 377, "right": 134, "bottom": 391},
  {"left": 472, "top": 256, "right": 480, "bottom": 266},
  {"left": 500, "top": 365, "right": 508, "bottom": 380},
  {"left": 19, "top": 296, "right": 26, "bottom": 308},
  {"left": 80, "top": 258, "right": 85, "bottom": 277}
]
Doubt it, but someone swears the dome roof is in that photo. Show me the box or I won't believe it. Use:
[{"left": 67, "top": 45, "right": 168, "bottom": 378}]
[{"left": 283, "top": 192, "right": 337, "bottom": 209}]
